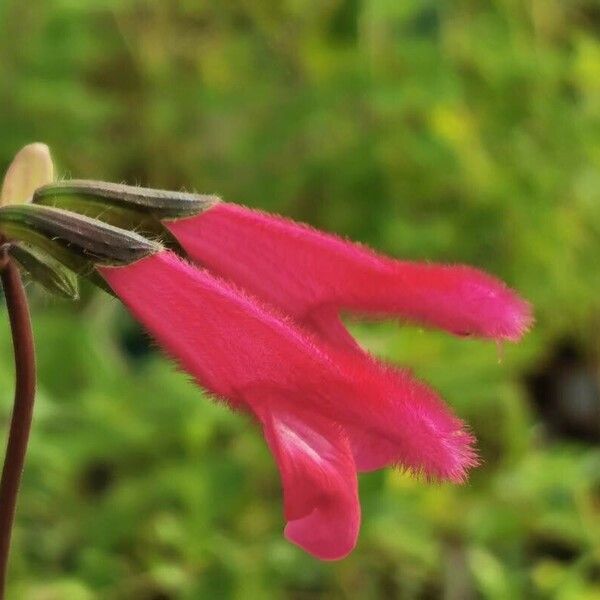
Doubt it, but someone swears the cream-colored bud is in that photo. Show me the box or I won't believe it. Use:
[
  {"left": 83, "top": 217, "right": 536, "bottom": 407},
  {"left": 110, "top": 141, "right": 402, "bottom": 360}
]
[{"left": 1, "top": 143, "right": 54, "bottom": 206}]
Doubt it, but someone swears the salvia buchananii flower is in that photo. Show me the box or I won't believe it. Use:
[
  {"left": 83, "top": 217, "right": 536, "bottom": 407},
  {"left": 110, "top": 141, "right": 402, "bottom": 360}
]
[{"left": 0, "top": 144, "right": 532, "bottom": 560}]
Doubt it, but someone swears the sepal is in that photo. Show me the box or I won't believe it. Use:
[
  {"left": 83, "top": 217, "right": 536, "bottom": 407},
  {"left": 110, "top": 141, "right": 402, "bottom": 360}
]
[
  {"left": 9, "top": 243, "right": 79, "bottom": 300},
  {"left": 0, "top": 204, "right": 162, "bottom": 276},
  {"left": 33, "top": 180, "right": 219, "bottom": 243}
]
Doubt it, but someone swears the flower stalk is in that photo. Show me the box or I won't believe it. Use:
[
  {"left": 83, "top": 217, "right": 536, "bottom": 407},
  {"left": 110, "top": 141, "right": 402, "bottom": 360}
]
[{"left": 0, "top": 247, "right": 36, "bottom": 598}]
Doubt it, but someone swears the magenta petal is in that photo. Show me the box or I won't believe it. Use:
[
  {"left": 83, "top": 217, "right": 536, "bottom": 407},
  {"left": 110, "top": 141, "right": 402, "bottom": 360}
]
[
  {"left": 99, "top": 251, "right": 336, "bottom": 402},
  {"left": 100, "top": 251, "right": 476, "bottom": 481},
  {"left": 166, "top": 203, "right": 532, "bottom": 344},
  {"left": 257, "top": 404, "right": 359, "bottom": 560},
  {"left": 331, "top": 355, "right": 477, "bottom": 479}
]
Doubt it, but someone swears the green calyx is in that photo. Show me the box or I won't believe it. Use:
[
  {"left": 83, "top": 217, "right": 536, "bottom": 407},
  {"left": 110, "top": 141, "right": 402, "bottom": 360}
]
[
  {"left": 33, "top": 180, "right": 220, "bottom": 245},
  {"left": 0, "top": 176, "right": 216, "bottom": 298},
  {"left": 0, "top": 204, "right": 162, "bottom": 292},
  {"left": 9, "top": 243, "right": 79, "bottom": 300},
  {"left": 1, "top": 148, "right": 178, "bottom": 298}
]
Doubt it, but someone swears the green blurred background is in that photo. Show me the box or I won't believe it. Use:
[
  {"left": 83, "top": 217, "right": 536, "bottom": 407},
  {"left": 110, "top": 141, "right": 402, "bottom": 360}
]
[{"left": 1, "top": 1, "right": 600, "bottom": 598}]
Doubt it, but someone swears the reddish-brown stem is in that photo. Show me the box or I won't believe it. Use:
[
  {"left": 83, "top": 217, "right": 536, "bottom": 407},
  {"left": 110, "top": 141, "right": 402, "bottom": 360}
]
[{"left": 0, "top": 254, "right": 36, "bottom": 598}]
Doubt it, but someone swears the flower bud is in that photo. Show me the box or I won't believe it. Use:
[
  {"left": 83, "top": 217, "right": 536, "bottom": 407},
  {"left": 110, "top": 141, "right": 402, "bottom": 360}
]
[{"left": 1, "top": 143, "right": 54, "bottom": 206}]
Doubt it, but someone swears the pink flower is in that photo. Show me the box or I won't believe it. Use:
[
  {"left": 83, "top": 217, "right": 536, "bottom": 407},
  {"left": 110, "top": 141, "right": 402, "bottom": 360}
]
[
  {"left": 165, "top": 203, "right": 531, "bottom": 350},
  {"left": 99, "top": 250, "right": 480, "bottom": 560},
  {"left": 8, "top": 167, "right": 531, "bottom": 560},
  {"left": 93, "top": 199, "right": 530, "bottom": 561}
]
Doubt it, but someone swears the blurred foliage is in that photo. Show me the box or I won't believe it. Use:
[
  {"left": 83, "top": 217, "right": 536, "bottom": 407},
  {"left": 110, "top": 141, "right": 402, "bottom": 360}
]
[{"left": 1, "top": 0, "right": 600, "bottom": 598}]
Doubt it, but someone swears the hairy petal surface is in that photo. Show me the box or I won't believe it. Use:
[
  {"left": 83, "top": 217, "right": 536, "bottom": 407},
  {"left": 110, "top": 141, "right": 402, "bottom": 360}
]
[
  {"left": 166, "top": 203, "right": 532, "bottom": 346},
  {"left": 257, "top": 403, "right": 359, "bottom": 559},
  {"left": 100, "top": 251, "right": 332, "bottom": 401},
  {"left": 330, "top": 353, "right": 477, "bottom": 479},
  {"left": 100, "top": 252, "right": 475, "bottom": 495}
]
